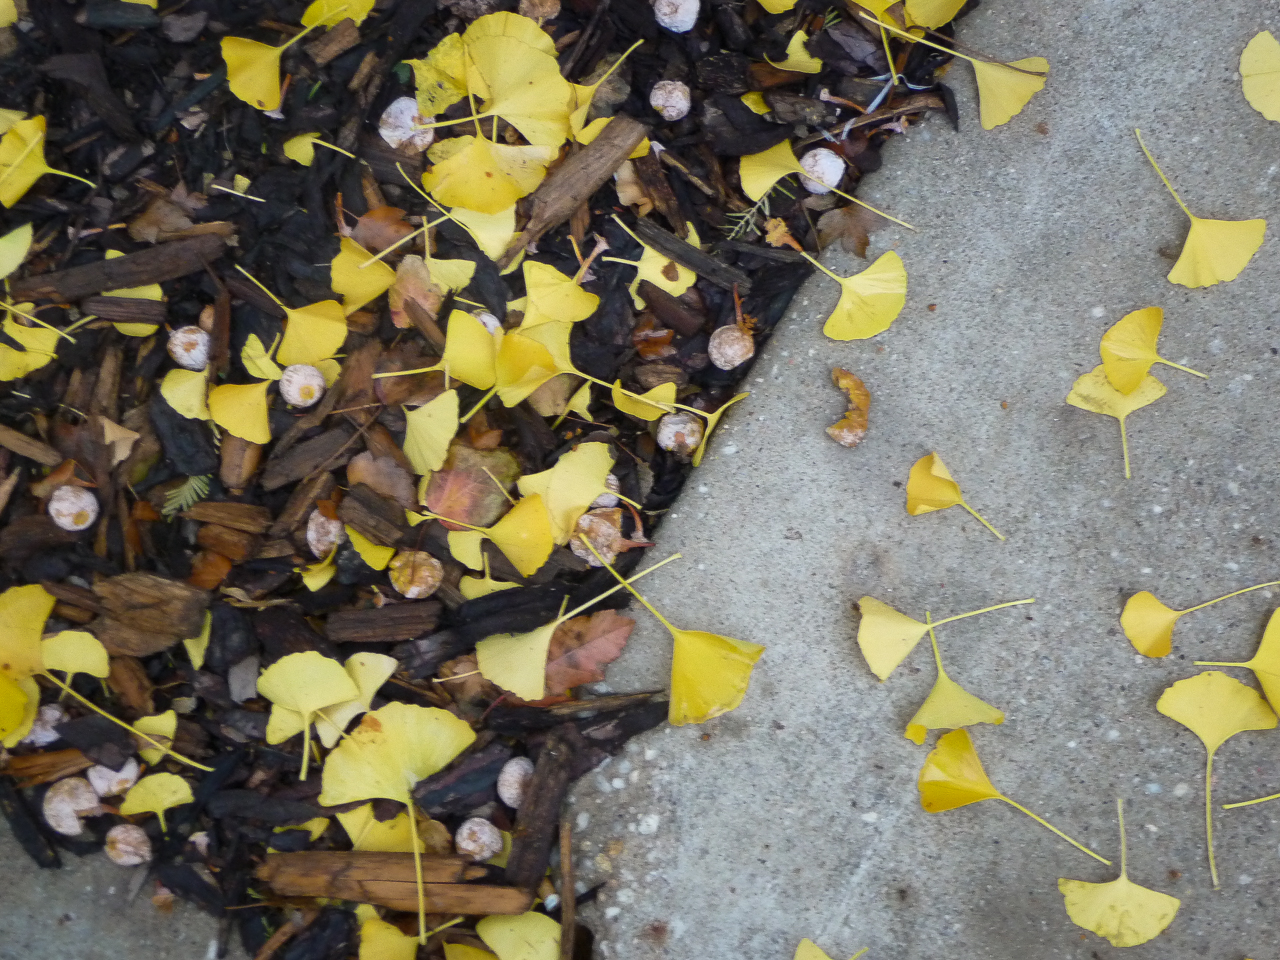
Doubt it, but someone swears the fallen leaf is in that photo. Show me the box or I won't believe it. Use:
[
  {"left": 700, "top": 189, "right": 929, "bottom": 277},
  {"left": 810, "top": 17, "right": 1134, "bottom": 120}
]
[
  {"left": 1241, "top": 30, "right": 1280, "bottom": 122},
  {"left": 793, "top": 940, "right": 867, "bottom": 960},
  {"left": 358, "top": 916, "right": 418, "bottom": 960},
  {"left": 906, "top": 0, "right": 966, "bottom": 28},
  {"left": 352, "top": 206, "right": 415, "bottom": 253},
  {"left": 1195, "top": 606, "right": 1280, "bottom": 711},
  {"left": 905, "top": 615, "right": 1004, "bottom": 744},
  {"left": 403, "top": 389, "right": 460, "bottom": 475},
  {"left": 332, "top": 237, "right": 395, "bottom": 317},
  {"left": 0, "top": 222, "right": 31, "bottom": 280},
  {"left": 208, "top": 381, "right": 272, "bottom": 444},
  {"left": 461, "top": 34, "right": 572, "bottom": 148},
  {"left": 1059, "top": 799, "right": 1180, "bottom": 947},
  {"left": 767, "top": 31, "right": 823, "bottom": 73},
  {"left": 1156, "top": 671, "right": 1276, "bottom": 887},
  {"left": 299, "top": 547, "right": 338, "bottom": 593},
  {"left": 338, "top": 804, "right": 431, "bottom": 853},
  {"left": 41, "top": 630, "right": 110, "bottom": 685},
  {"left": 971, "top": 58, "right": 1050, "bottom": 129},
  {"left": 826, "top": 368, "right": 870, "bottom": 447},
  {"left": 159, "top": 369, "right": 210, "bottom": 421},
  {"left": 120, "top": 772, "right": 193, "bottom": 832},
  {"left": 919, "top": 729, "right": 1109, "bottom": 863},
  {"left": 302, "top": 0, "right": 375, "bottom": 27},
  {"left": 258, "top": 650, "right": 360, "bottom": 779},
  {"left": 623, "top": 223, "right": 701, "bottom": 309},
  {"left": 905, "top": 452, "right": 1003, "bottom": 540},
  {"left": 611, "top": 380, "right": 675, "bottom": 421},
  {"left": 740, "top": 140, "right": 909, "bottom": 228},
  {"left": 801, "top": 250, "right": 907, "bottom": 341},
  {"left": 425, "top": 442, "right": 521, "bottom": 529},
  {"left": 388, "top": 256, "right": 444, "bottom": 330},
  {"left": 134, "top": 710, "right": 177, "bottom": 765},
  {"left": 423, "top": 135, "right": 555, "bottom": 215},
  {"left": 692, "top": 393, "right": 749, "bottom": 467},
  {"left": 516, "top": 441, "right": 614, "bottom": 543},
  {"left": 1065, "top": 365, "right": 1166, "bottom": 480},
  {"left": 346, "top": 525, "right": 396, "bottom": 571},
  {"left": 241, "top": 333, "right": 283, "bottom": 380},
  {"left": 450, "top": 204, "right": 516, "bottom": 261},
  {"left": 347, "top": 451, "right": 417, "bottom": 509},
  {"left": 544, "top": 609, "right": 634, "bottom": 696},
  {"left": 817, "top": 204, "right": 890, "bottom": 258},
  {"left": 1136, "top": 129, "right": 1266, "bottom": 287},
  {"left": 1099, "top": 306, "right": 1206, "bottom": 394},
  {"left": 477, "top": 912, "right": 560, "bottom": 960},
  {"left": 0, "top": 316, "right": 59, "bottom": 381},
  {"left": 408, "top": 33, "right": 467, "bottom": 117},
  {"left": 0, "top": 116, "right": 95, "bottom": 208},
  {"left": 221, "top": 24, "right": 323, "bottom": 112},
  {"left": 519, "top": 261, "right": 599, "bottom": 327}
]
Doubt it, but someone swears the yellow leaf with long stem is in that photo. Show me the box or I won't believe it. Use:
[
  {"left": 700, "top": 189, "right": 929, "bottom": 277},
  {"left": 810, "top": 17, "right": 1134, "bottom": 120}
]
[
  {"left": 905, "top": 0, "right": 966, "bottom": 28},
  {"left": 855, "top": 595, "right": 1034, "bottom": 681},
  {"left": 919, "top": 729, "right": 1110, "bottom": 864},
  {"left": 332, "top": 237, "right": 394, "bottom": 316},
  {"left": 209, "top": 381, "right": 272, "bottom": 444},
  {"left": 611, "top": 380, "right": 675, "bottom": 421},
  {"left": 904, "top": 614, "right": 1004, "bottom": 744},
  {"left": 221, "top": 17, "right": 328, "bottom": 112},
  {"left": 41, "top": 630, "right": 109, "bottom": 684},
  {"left": 516, "top": 441, "right": 614, "bottom": 543},
  {"left": 458, "top": 36, "right": 571, "bottom": 147},
  {"left": 1197, "top": 607, "right": 1280, "bottom": 712},
  {"left": 259, "top": 651, "right": 360, "bottom": 780},
  {"left": 460, "top": 554, "right": 520, "bottom": 601},
  {"left": 801, "top": 250, "right": 906, "bottom": 341},
  {"left": 319, "top": 702, "right": 476, "bottom": 942},
  {"left": 1059, "top": 799, "right": 1180, "bottom": 947},
  {"left": 566, "top": 39, "right": 645, "bottom": 137},
  {"left": 1156, "top": 671, "right": 1276, "bottom": 888},
  {"left": 0, "top": 672, "right": 28, "bottom": 742},
  {"left": 1099, "top": 306, "right": 1205, "bottom": 394},
  {"left": 134, "top": 710, "right": 178, "bottom": 765},
  {"left": 1122, "top": 579, "right": 1280, "bottom": 659},
  {"left": 302, "top": 0, "right": 374, "bottom": 27},
  {"left": 0, "top": 116, "right": 96, "bottom": 208},
  {"left": 1135, "top": 129, "right": 1266, "bottom": 288},
  {"left": 1065, "top": 365, "right": 1165, "bottom": 480},
  {"left": 906, "top": 452, "right": 1003, "bottom": 540},
  {"left": 519, "top": 260, "right": 599, "bottom": 327},
  {"left": 692, "top": 393, "right": 748, "bottom": 467},
  {"left": 120, "top": 773, "right": 193, "bottom": 833},
  {"left": 1241, "top": 31, "right": 1280, "bottom": 122}
]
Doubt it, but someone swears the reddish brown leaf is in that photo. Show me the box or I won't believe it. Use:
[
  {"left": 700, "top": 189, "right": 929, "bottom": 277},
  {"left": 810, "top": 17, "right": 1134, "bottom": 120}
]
[
  {"left": 544, "top": 610, "right": 635, "bottom": 696},
  {"left": 425, "top": 442, "right": 520, "bottom": 530},
  {"left": 388, "top": 255, "right": 445, "bottom": 330},
  {"left": 351, "top": 206, "right": 414, "bottom": 253},
  {"left": 346, "top": 451, "right": 416, "bottom": 509},
  {"left": 816, "top": 204, "right": 890, "bottom": 259}
]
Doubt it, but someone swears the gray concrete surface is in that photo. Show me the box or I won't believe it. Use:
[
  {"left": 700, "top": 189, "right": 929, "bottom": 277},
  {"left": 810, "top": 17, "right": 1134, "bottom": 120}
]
[{"left": 569, "top": 3, "right": 1280, "bottom": 959}]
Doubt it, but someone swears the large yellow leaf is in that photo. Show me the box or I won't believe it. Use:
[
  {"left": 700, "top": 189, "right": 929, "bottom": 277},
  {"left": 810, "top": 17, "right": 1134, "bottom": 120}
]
[
  {"left": 0, "top": 116, "right": 95, "bottom": 208},
  {"left": 221, "top": 37, "right": 287, "bottom": 112},
  {"left": 278, "top": 299, "right": 348, "bottom": 366},
  {"left": 0, "top": 222, "right": 32, "bottom": 280},
  {"left": 516, "top": 441, "right": 614, "bottom": 543},
  {"left": 670, "top": 628, "right": 764, "bottom": 726},
  {"left": 208, "top": 380, "right": 272, "bottom": 444},
  {"left": 441, "top": 311, "right": 499, "bottom": 390},
  {"left": 159, "top": 368, "right": 211, "bottom": 420},
  {"left": 0, "top": 583, "right": 56, "bottom": 680},
  {"left": 1241, "top": 30, "right": 1280, "bottom": 122},
  {"left": 519, "top": 261, "right": 599, "bottom": 327},
  {"left": 332, "top": 237, "right": 395, "bottom": 316},
  {"left": 358, "top": 917, "right": 418, "bottom": 960},
  {"left": 1, "top": 675, "right": 38, "bottom": 748},
  {"left": 1136, "top": 129, "right": 1266, "bottom": 287},
  {"left": 463, "top": 35, "right": 571, "bottom": 148},
  {"left": 337, "top": 804, "right": 427, "bottom": 853},
  {"left": 905, "top": 452, "right": 1003, "bottom": 539},
  {"left": 1065, "top": 365, "right": 1165, "bottom": 479},
  {"left": 611, "top": 380, "right": 675, "bottom": 421},
  {"left": 477, "top": 912, "right": 560, "bottom": 960},
  {"left": 1059, "top": 800, "right": 1179, "bottom": 948},
  {"left": 486, "top": 494, "right": 554, "bottom": 576},
  {"left": 802, "top": 249, "right": 906, "bottom": 341},
  {"left": 463, "top": 11, "right": 557, "bottom": 56},
  {"left": 0, "top": 316, "right": 59, "bottom": 381},
  {"left": 476, "top": 621, "right": 558, "bottom": 701},
  {"left": 120, "top": 772, "right": 193, "bottom": 832},
  {"left": 1099, "top": 306, "right": 1205, "bottom": 394},
  {"left": 904, "top": 617, "right": 1003, "bottom": 745},
  {"left": 423, "top": 136, "right": 555, "bottom": 215},
  {"left": 495, "top": 330, "right": 560, "bottom": 406},
  {"left": 971, "top": 58, "right": 1049, "bottom": 129},
  {"left": 403, "top": 389, "right": 460, "bottom": 474},
  {"left": 1157, "top": 671, "right": 1276, "bottom": 887}
]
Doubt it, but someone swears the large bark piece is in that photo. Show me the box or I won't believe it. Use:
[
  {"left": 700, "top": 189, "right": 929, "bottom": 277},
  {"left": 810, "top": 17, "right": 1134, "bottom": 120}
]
[
  {"left": 10, "top": 235, "right": 226, "bottom": 303},
  {"left": 89, "top": 573, "right": 210, "bottom": 656},
  {"left": 504, "top": 727, "right": 580, "bottom": 889},
  {"left": 325, "top": 603, "right": 442, "bottom": 643}
]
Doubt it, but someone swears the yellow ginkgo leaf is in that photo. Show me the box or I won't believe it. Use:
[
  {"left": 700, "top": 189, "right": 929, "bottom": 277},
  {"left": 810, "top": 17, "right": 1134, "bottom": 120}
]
[
  {"left": 120, "top": 772, "right": 193, "bottom": 833},
  {"left": 242, "top": 333, "right": 284, "bottom": 380},
  {"left": 300, "top": 546, "right": 339, "bottom": 592},
  {"left": 855, "top": 595, "right": 1034, "bottom": 681},
  {"left": 692, "top": 393, "right": 748, "bottom": 467},
  {"left": 611, "top": 380, "right": 675, "bottom": 421},
  {"left": 904, "top": 615, "right": 1004, "bottom": 745},
  {"left": 0, "top": 0, "right": 17, "bottom": 28},
  {"left": 208, "top": 380, "right": 272, "bottom": 444},
  {"left": 574, "top": 116, "right": 650, "bottom": 159},
  {"left": 1156, "top": 671, "right": 1276, "bottom": 888},
  {"left": 222, "top": 20, "right": 325, "bottom": 112},
  {"left": 182, "top": 610, "right": 212, "bottom": 671},
  {"left": 1, "top": 674, "right": 39, "bottom": 748},
  {"left": 0, "top": 222, "right": 32, "bottom": 280},
  {"left": 484, "top": 495, "right": 554, "bottom": 577},
  {"left": 756, "top": 0, "right": 798, "bottom": 12},
  {"left": 1197, "top": 606, "right": 1280, "bottom": 712},
  {"left": 332, "top": 237, "right": 395, "bottom": 316},
  {"left": 259, "top": 650, "right": 360, "bottom": 779},
  {"left": 767, "top": 31, "right": 822, "bottom": 74},
  {"left": 1065, "top": 365, "right": 1165, "bottom": 480},
  {"left": 100, "top": 250, "right": 163, "bottom": 336},
  {"left": 283, "top": 133, "right": 320, "bottom": 166},
  {"left": 445, "top": 946, "right": 499, "bottom": 960},
  {"left": 314, "top": 652, "right": 397, "bottom": 748},
  {"left": 423, "top": 136, "right": 555, "bottom": 215},
  {"left": 442, "top": 311, "right": 499, "bottom": 390},
  {"left": 302, "top": 0, "right": 375, "bottom": 28},
  {"left": 446, "top": 529, "right": 485, "bottom": 570},
  {"left": 278, "top": 299, "right": 348, "bottom": 366},
  {"left": 906, "top": 0, "right": 966, "bottom": 28},
  {"left": 801, "top": 250, "right": 907, "bottom": 341},
  {"left": 670, "top": 628, "right": 764, "bottom": 727},
  {"left": 495, "top": 329, "right": 561, "bottom": 406},
  {"left": 135, "top": 710, "right": 178, "bottom": 765},
  {"left": 476, "top": 620, "right": 559, "bottom": 701},
  {"left": 0, "top": 316, "right": 59, "bottom": 381},
  {"left": 0, "top": 583, "right": 55, "bottom": 681},
  {"left": 1120, "top": 591, "right": 1183, "bottom": 658},
  {"left": 159, "top": 368, "right": 211, "bottom": 420},
  {"left": 477, "top": 912, "right": 560, "bottom": 960},
  {"left": 0, "top": 672, "right": 29, "bottom": 742},
  {"left": 905, "top": 452, "right": 1003, "bottom": 540},
  {"left": 0, "top": 109, "right": 23, "bottom": 134},
  {"left": 1059, "top": 799, "right": 1180, "bottom": 948},
  {"left": 623, "top": 223, "right": 700, "bottom": 308},
  {"left": 1099, "top": 306, "right": 1206, "bottom": 394},
  {"left": 1135, "top": 129, "right": 1266, "bottom": 288},
  {"left": 519, "top": 261, "right": 599, "bottom": 327},
  {"left": 450, "top": 204, "right": 515, "bottom": 261},
  {"left": 1241, "top": 31, "right": 1280, "bottom": 122},
  {"left": 459, "top": 554, "right": 520, "bottom": 600},
  {"left": 41, "top": 630, "right": 109, "bottom": 682},
  {"left": 337, "top": 804, "right": 427, "bottom": 853},
  {"left": 403, "top": 389, "right": 460, "bottom": 475},
  {"left": 794, "top": 941, "right": 868, "bottom": 960},
  {"left": 516, "top": 441, "right": 614, "bottom": 543},
  {"left": 409, "top": 33, "right": 467, "bottom": 117},
  {"left": 346, "top": 525, "right": 396, "bottom": 572},
  {"left": 971, "top": 58, "right": 1049, "bottom": 129},
  {"left": 740, "top": 92, "right": 770, "bottom": 115},
  {"left": 919, "top": 729, "right": 1110, "bottom": 863},
  {"left": 0, "top": 116, "right": 96, "bottom": 208},
  {"left": 358, "top": 917, "right": 418, "bottom": 960},
  {"left": 320, "top": 702, "right": 476, "bottom": 940},
  {"left": 463, "top": 10, "right": 557, "bottom": 55},
  {"left": 460, "top": 35, "right": 571, "bottom": 148}
]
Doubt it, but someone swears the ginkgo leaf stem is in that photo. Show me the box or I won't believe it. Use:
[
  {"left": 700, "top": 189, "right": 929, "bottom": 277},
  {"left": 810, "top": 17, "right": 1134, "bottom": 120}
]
[
  {"left": 1133, "top": 129, "right": 1193, "bottom": 220},
  {"left": 959, "top": 500, "right": 1004, "bottom": 540},
  {"left": 929, "top": 598, "right": 1035, "bottom": 629},
  {"left": 372, "top": 362, "right": 444, "bottom": 380},
  {"left": 850, "top": 950, "right": 869, "bottom": 960},
  {"left": 1116, "top": 797, "right": 1128, "bottom": 878},
  {"left": 1118, "top": 416, "right": 1132, "bottom": 480},
  {"left": 819, "top": 183, "right": 915, "bottom": 230},
  {"left": 459, "top": 387, "right": 497, "bottom": 424},
  {"left": 299, "top": 717, "right": 313, "bottom": 781},
  {"left": 3, "top": 300, "right": 76, "bottom": 342},
  {"left": 279, "top": 15, "right": 331, "bottom": 54},
  {"left": 925, "top": 613, "right": 946, "bottom": 676},
  {"left": 45, "top": 168, "right": 96, "bottom": 190},
  {"left": 358, "top": 216, "right": 451, "bottom": 268},
  {"left": 580, "top": 539, "right": 679, "bottom": 634},
  {"left": 1000, "top": 797, "right": 1111, "bottom": 865},
  {"left": 1206, "top": 751, "right": 1219, "bottom": 888},
  {"left": 1223, "top": 790, "right": 1280, "bottom": 810},
  {"left": 44, "top": 673, "right": 214, "bottom": 772},
  {"left": 863, "top": 14, "right": 1047, "bottom": 77},
  {"left": 559, "top": 552, "right": 682, "bottom": 622},
  {"left": 311, "top": 139, "right": 356, "bottom": 159},
  {"left": 234, "top": 265, "right": 287, "bottom": 309},
  {"left": 479, "top": 464, "right": 517, "bottom": 506},
  {"left": 405, "top": 795, "right": 428, "bottom": 943},
  {"left": 878, "top": 24, "right": 899, "bottom": 85},
  {"left": 1157, "top": 358, "right": 1207, "bottom": 379},
  {"left": 1183, "top": 580, "right": 1280, "bottom": 614}
]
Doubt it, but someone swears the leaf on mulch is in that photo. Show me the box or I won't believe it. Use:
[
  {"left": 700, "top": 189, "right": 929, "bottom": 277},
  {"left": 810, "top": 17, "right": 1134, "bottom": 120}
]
[{"left": 544, "top": 609, "right": 635, "bottom": 696}]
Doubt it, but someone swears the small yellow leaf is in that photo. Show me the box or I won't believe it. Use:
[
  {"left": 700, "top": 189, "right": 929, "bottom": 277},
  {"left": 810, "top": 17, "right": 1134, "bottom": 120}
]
[
  {"left": 1120, "top": 591, "right": 1183, "bottom": 658},
  {"left": 409, "top": 33, "right": 467, "bottom": 116},
  {"left": 1, "top": 675, "right": 38, "bottom": 748},
  {"left": 756, "top": 0, "right": 798, "bottom": 12},
  {"left": 1099, "top": 306, "right": 1205, "bottom": 394},
  {"left": 459, "top": 561, "right": 519, "bottom": 600},
  {"left": 1241, "top": 31, "right": 1280, "bottom": 122},
  {"left": 626, "top": 224, "right": 700, "bottom": 308},
  {"left": 486, "top": 494, "right": 555, "bottom": 577},
  {"left": 670, "top": 628, "right": 764, "bottom": 726},
  {"left": 358, "top": 917, "right": 418, "bottom": 960},
  {"left": 906, "top": 0, "right": 965, "bottom": 28},
  {"left": 41, "top": 630, "right": 109, "bottom": 681},
  {"left": 740, "top": 92, "right": 770, "bottom": 115},
  {"left": 611, "top": 380, "right": 675, "bottom": 421},
  {"left": 0, "top": 316, "right": 59, "bottom": 381},
  {"left": 793, "top": 941, "right": 869, "bottom": 960},
  {"left": 221, "top": 37, "right": 287, "bottom": 112},
  {"left": 0, "top": 116, "right": 95, "bottom": 208},
  {"left": 441, "top": 311, "right": 500, "bottom": 390},
  {"left": 278, "top": 299, "right": 348, "bottom": 366},
  {"left": 918, "top": 728, "right": 1005, "bottom": 811},
  {"left": 346, "top": 525, "right": 396, "bottom": 572},
  {"left": 804, "top": 250, "right": 907, "bottom": 341},
  {"left": 208, "top": 380, "right": 272, "bottom": 444},
  {"left": 516, "top": 441, "right": 614, "bottom": 543},
  {"left": 0, "top": 0, "right": 17, "bottom": 28},
  {"left": 283, "top": 133, "right": 320, "bottom": 166},
  {"left": 0, "top": 583, "right": 56, "bottom": 680},
  {"left": 120, "top": 772, "right": 193, "bottom": 832},
  {"left": 476, "top": 621, "right": 557, "bottom": 701},
  {"left": 403, "top": 389, "right": 460, "bottom": 475},
  {"left": 739, "top": 140, "right": 807, "bottom": 203},
  {"left": 0, "top": 222, "right": 32, "bottom": 280},
  {"left": 1065, "top": 365, "right": 1166, "bottom": 480},
  {"left": 904, "top": 619, "right": 1003, "bottom": 745},
  {"left": 448, "top": 529, "right": 485, "bottom": 570},
  {"left": 135, "top": 710, "right": 177, "bottom": 765},
  {"left": 520, "top": 261, "right": 599, "bottom": 327},
  {"left": 300, "top": 547, "right": 339, "bottom": 592},
  {"left": 444, "top": 945, "right": 499, "bottom": 960},
  {"left": 182, "top": 611, "right": 213, "bottom": 671},
  {"left": 574, "top": 117, "right": 650, "bottom": 158},
  {"left": 972, "top": 57, "right": 1049, "bottom": 130},
  {"left": 855, "top": 596, "right": 929, "bottom": 681},
  {"left": 495, "top": 330, "right": 560, "bottom": 406},
  {"left": 906, "top": 452, "right": 1003, "bottom": 539},
  {"left": 450, "top": 204, "right": 515, "bottom": 261},
  {"left": 477, "top": 912, "right": 560, "bottom": 960},
  {"left": 332, "top": 237, "right": 395, "bottom": 316},
  {"left": 241, "top": 333, "right": 283, "bottom": 380},
  {"left": 767, "top": 31, "right": 823, "bottom": 74},
  {"left": 302, "top": 0, "right": 375, "bottom": 28},
  {"left": 423, "top": 136, "right": 554, "bottom": 215},
  {"left": 159, "top": 368, "right": 211, "bottom": 420},
  {"left": 337, "top": 804, "right": 427, "bottom": 853},
  {"left": 566, "top": 381, "right": 592, "bottom": 421}
]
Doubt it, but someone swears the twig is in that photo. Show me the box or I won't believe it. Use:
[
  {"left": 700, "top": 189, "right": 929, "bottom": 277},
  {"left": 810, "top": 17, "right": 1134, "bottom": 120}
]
[{"left": 559, "top": 815, "right": 575, "bottom": 960}]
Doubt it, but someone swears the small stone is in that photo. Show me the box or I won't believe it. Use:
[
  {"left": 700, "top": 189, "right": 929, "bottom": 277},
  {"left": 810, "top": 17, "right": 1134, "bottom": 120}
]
[
  {"left": 497, "top": 756, "right": 535, "bottom": 809},
  {"left": 104, "top": 823, "right": 152, "bottom": 866},
  {"left": 306, "top": 509, "right": 345, "bottom": 558},
  {"left": 167, "top": 326, "right": 210, "bottom": 370},
  {"left": 88, "top": 758, "right": 140, "bottom": 798},
  {"left": 656, "top": 411, "right": 704, "bottom": 458},
  {"left": 48, "top": 486, "right": 98, "bottom": 531},
  {"left": 388, "top": 550, "right": 444, "bottom": 599},
  {"left": 379, "top": 97, "right": 435, "bottom": 154},
  {"left": 708, "top": 325, "right": 755, "bottom": 370},
  {"left": 653, "top": 0, "right": 699, "bottom": 33},
  {"left": 43, "top": 777, "right": 101, "bottom": 836},
  {"left": 649, "top": 80, "right": 691, "bottom": 122},
  {"left": 279, "top": 364, "right": 326, "bottom": 408},
  {"left": 22, "top": 704, "right": 68, "bottom": 747},
  {"left": 455, "top": 817, "right": 503, "bottom": 861},
  {"left": 799, "top": 147, "right": 845, "bottom": 195}
]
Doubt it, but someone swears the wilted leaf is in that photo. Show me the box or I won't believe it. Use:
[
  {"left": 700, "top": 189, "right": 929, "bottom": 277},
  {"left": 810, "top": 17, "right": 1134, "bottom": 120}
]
[
  {"left": 1065, "top": 365, "right": 1166, "bottom": 480},
  {"left": 544, "top": 610, "right": 634, "bottom": 696},
  {"left": 827, "top": 368, "right": 869, "bottom": 448},
  {"left": 906, "top": 452, "right": 1003, "bottom": 540},
  {"left": 1242, "top": 31, "right": 1280, "bottom": 122},
  {"left": 352, "top": 206, "right": 415, "bottom": 253},
  {"left": 425, "top": 442, "right": 521, "bottom": 529},
  {"left": 801, "top": 250, "right": 906, "bottom": 341},
  {"left": 817, "top": 204, "right": 889, "bottom": 258}
]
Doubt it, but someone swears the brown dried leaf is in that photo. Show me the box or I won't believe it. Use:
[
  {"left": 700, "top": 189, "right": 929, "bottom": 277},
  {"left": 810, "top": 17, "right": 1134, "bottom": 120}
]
[
  {"left": 346, "top": 451, "right": 417, "bottom": 509},
  {"left": 827, "top": 367, "right": 870, "bottom": 448},
  {"left": 128, "top": 198, "right": 236, "bottom": 244},
  {"left": 816, "top": 204, "right": 889, "bottom": 259},
  {"left": 373, "top": 344, "right": 446, "bottom": 407},
  {"left": 351, "top": 206, "right": 414, "bottom": 254},
  {"left": 438, "top": 654, "right": 502, "bottom": 714},
  {"left": 388, "top": 256, "right": 444, "bottom": 330},
  {"left": 544, "top": 609, "right": 635, "bottom": 696},
  {"left": 187, "top": 551, "right": 233, "bottom": 590},
  {"left": 107, "top": 655, "right": 155, "bottom": 716},
  {"left": 424, "top": 442, "right": 520, "bottom": 529}
]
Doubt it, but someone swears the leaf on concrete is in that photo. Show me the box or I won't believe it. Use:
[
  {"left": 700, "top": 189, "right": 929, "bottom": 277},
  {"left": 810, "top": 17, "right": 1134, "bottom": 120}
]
[
  {"left": 826, "top": 368, "right": 870, "bottom": 447},
  {"left": 817, "top": 203, "right": 889, "bottom": 258},
  {"left": 544, "top": 610, "right": 635, "bottom": 696}
]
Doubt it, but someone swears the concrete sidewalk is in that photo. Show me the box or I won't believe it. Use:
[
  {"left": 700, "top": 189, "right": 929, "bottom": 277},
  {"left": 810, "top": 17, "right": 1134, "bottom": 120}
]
[{"left": 569, "top": 3, "right": 1280, "bottom": 959}]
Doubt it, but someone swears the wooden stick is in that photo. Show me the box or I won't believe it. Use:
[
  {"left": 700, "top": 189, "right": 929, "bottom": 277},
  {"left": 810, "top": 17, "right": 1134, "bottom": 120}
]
[
  {"left": 0, "top": 423, "right": 62, "bottom": 467},
  {"left": 559, "top": 815, "right": 575, "bottom": 960},
  {"left": 79, "top": 296, "right": 167, "bottom": 324},
  {"left": 630, "top": 218, "right": 752, "bottom": 293},
  {"left": 10, "top": 235, "right": 226, "bottom": 303}
]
